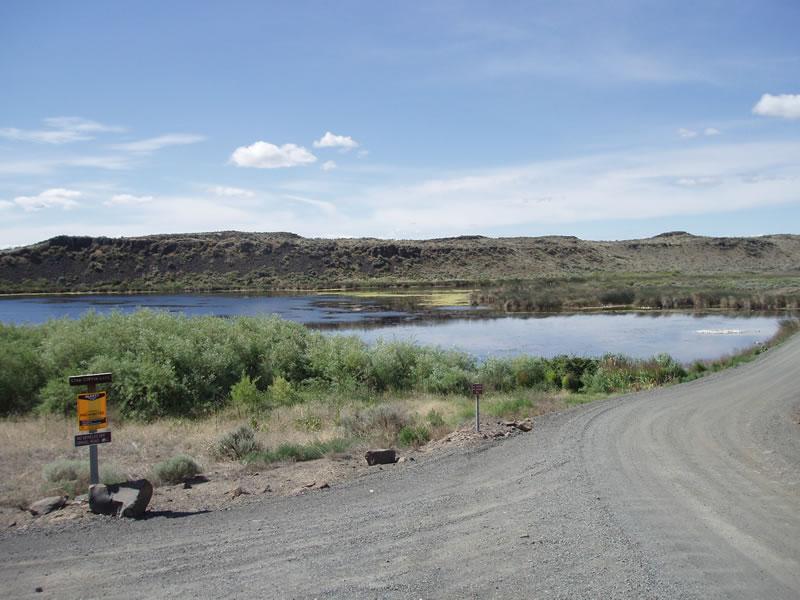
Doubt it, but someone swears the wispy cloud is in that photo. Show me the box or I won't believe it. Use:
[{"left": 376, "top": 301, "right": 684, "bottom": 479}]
[
  {"left": 0, "top": 155, "right": 134, "bottom": 175},
  {"left": 0, "top": 117, "right": 123, "bottom": 144},
  {"left": 230, "top": 141, "right": 317, "bottom": 169},
  {"left": 104, "top": 193, "right": 154, "bottom": 206},
  {"left": 112, "top": 134, "right": 206, "bottom": 153},
  {"left": 678, "top": 127, "right": 722, "bottom": 139},
  {"left": 13, "top": 188, "right": 82, "bottom": 211},
  {"left": 210, "top": 185, "right": 255, "bottom": 198},
  {"left": 284, "top": 194, "right": 337, "bottom": 215},
  {"left": 753, "top": 93, "right": 800, "bottom": 120},
  {"left": 321, "top": 160, "right": 337, "bottom": 171},
  {"left": 352, "top": 141, "right": 800, "bottom": 234}
]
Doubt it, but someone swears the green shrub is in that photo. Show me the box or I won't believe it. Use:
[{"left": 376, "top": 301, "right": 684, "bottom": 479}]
[
  {"left": 398, "top": 424, "right": 430, "bottom": 447},
  {"left": 43, "top": 459, "right": 126, "bottom": 497},
  {"left": 479, "top": 358, "right": 515, "bottom": 392},
  {"left": 511, "top": 356, "right": 546, "bottom": 388},
  {"left": 267, "top": 376, "right": 298, "bottom": 406},
  {"left": 367, "top": 342, "right": 419, "bottom": 391},
  {"left": 561, "top": 372, "right": 581, "bottom": 392},
  {"left": 215, "top": 425, "right": 262, "bottom": 460},
  {"left": 230, "top": 373, "right": 266, "bottom": 411},
  {"left": 152, "top": 455, "right": 202, "bottom": 485}
]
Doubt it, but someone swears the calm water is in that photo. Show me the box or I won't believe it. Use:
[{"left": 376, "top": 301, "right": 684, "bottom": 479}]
[{"left": 0, "top": 293, "right": 788, "bottom": 363}]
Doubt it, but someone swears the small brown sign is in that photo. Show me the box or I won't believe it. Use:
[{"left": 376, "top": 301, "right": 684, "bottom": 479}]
[
  {"left": 69, "top": 372, "right": 113, "bottom": 386},
  {"left": 471, "top": 383, "right": 484, "bottom": 395},
  {"left": 74, "top": 431, "right": 111, "bottom": 447}
]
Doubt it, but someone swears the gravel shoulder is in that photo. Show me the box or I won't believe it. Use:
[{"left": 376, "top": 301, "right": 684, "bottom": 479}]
[{"left": 1, "top": 337, "right": 798, "bottom": 599}]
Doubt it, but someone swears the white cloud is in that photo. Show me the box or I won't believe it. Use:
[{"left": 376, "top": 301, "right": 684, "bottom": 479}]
[
  {"left": 0, "top": 200, "right": 12, "bottom": 210},
  {"left": 0, "top": 117, "right": 123, "bottom": 144},
  {"left": 357, "top": 149, "right": 370, "bottom": 158},
  {"left": 230, "top": 141, "right": 317, "bottom": 169},
  {"left": 678, "top": 128, "right": 698, "bottom": 139},
  {"left": 313, "top": 132, "right": 359, "bottom": 150},
  {"left": 112, "top": 134, "right": 206, "bottom": 153},
  {"left": 104, "top": 194, "right": 154, "bottom": 207},
  {"left": 703, "top": 127, "right": 721, "bottom": 136},
  {"left": 13, "top": 188, "right": 82, "bottom": 211},
  {"left": 752, "top": 93, "right": 800, "bottom": 120},
  {"left": 321, "top": 160, "right": 337, "bottom": 171},
  {"left": 210, "top": 185, "right": 255, "bottom": 198}
]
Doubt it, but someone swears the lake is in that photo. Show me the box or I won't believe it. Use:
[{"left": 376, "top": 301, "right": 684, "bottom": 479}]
[{"left": 0, "top": 292, "right": 789, "bottom": 363}]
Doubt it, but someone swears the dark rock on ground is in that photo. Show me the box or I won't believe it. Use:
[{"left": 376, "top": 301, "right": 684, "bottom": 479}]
[
  {"left": 365, "top": 449, "right": 398, "bottom": 466},
  {"left": 89, "top": 479, "right": 153, "bottom": 518}
]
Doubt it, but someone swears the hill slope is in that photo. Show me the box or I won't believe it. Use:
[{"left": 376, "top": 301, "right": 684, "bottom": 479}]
[{"left": 1, "top": 231, "right": 799, "bottom": 293}]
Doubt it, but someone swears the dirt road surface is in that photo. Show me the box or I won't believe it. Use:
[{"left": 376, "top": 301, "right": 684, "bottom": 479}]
[{"left": 2, "top": 336, "right": 798, "bottom": 599}]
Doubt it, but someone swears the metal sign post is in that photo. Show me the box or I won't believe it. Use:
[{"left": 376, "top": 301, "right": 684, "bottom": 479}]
[
  {"left": 69, "top": 373, "right": 112, "bottom": 486},
  {"left": 471, "top": 383, "right": 484, "bottom": 432}
]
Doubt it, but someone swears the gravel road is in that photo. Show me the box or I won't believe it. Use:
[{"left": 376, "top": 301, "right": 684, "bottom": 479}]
[{"left": 2, "top": 335, "right": 798, "bottom": 599}]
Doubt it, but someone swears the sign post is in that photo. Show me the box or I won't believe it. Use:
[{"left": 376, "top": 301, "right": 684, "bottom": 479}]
[
  {"left": 471, "top": 383, "right": 484, "bottom": 432},
  {"left": 69, "top": 373, "right": 112, "bottom": 485}
]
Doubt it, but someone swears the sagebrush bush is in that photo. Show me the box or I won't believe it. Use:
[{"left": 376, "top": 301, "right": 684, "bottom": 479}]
[
  {"left": 215, "top": 425, "right": 262, "bottom": 460},
  {"left": 152, "top": 455, "right": 202, "bottom": 485},
  {"left": 340, "top": 403, "right": 411, "bottom": 439},
  {"left": 43, "top": 459, "right": 126, "bottom": 497}
]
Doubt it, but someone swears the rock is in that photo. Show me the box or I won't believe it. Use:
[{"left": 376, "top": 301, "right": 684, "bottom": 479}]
[
  {"left": 28, "top": 496, "right": 66, "bottom": 516},
  {"left": 89, "top": 479, "right": 153, "bottom": 518},
  {"left": 365, "top": 448, "right": 398, "bottom": 466},
  {"left": 516, "top": 420, "right": 533, "bottom": 432},
  {"left": 261, "top": 485, "right": 272, "bottom": 494},
  {"left": 317, "top": 482, "right": 330, "bottom": 489},
  {"left": 228, "top": 486, "right": 249, "bottom": 498}
]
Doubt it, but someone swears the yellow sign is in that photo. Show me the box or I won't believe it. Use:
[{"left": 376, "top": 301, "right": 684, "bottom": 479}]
[{"left": 77, "top": 391, "right": 108, "bottom": 432}]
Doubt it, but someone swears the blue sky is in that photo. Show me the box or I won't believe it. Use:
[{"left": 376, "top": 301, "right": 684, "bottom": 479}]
[{"left": 1, "top": 1, "right": 798, "bottom": 247}]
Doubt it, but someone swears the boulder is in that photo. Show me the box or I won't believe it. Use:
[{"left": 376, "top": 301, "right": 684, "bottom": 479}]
[
  {"left": 89, "top": 479, "right": 153, "bottom": 518},
  {"left": 28, "top": 496, "right": 67, "bottom": 516},
  {"left": 365, "top": 448, "right": 398, "bottom": 466},
  {"left": 516, "top": 419, "right": 533, "bottom": 432}
]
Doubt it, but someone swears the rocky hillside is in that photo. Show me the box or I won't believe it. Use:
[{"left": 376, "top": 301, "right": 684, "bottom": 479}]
[{"left": 1, "top": 231, "right": 799, "bottom": 293}]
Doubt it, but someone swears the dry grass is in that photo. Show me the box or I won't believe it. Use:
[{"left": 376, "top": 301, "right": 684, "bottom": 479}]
[{"left": 0, "top": 394, "right": 470, "bottom": 507}]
